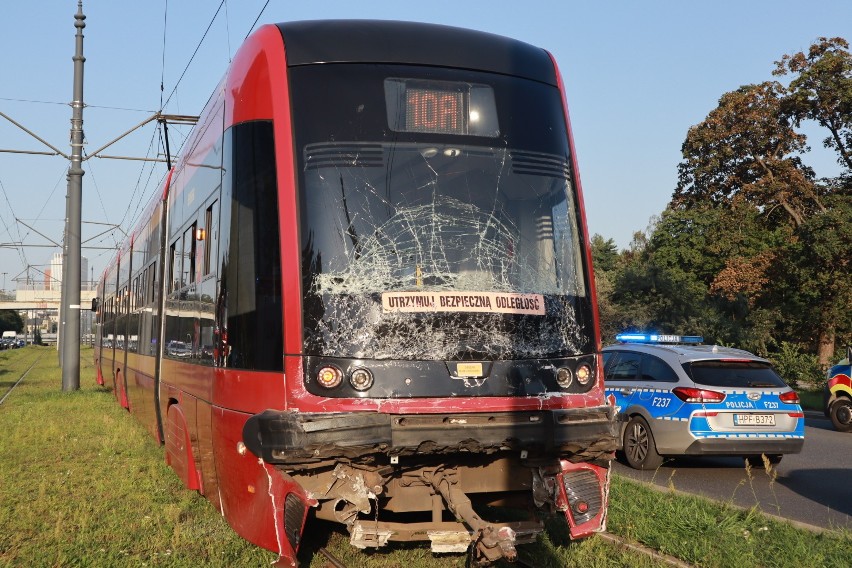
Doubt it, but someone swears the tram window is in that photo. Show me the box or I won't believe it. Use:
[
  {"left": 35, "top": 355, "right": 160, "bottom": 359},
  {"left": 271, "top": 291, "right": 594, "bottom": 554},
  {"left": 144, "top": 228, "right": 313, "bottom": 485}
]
[
  {"left": 183, "top": 223, "right": 197, "bottom": 286},
  {"left": 149, "top": 262, "right": 156, "bottom": 303},
  {"left": 141, "top": 268, "right": 148, "bottom": 305},
  {"left": 203, "top": 201, "right": 218, "bottom": 276},
  {"left": 168, "top": 242, "right": 175, "bottom": 292}
]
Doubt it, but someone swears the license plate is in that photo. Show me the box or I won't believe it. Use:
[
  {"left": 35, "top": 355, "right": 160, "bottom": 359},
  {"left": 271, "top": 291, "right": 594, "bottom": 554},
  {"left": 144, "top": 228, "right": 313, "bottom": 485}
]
[{"left": 734, "top": 413, "right": 775, "bottom": 426}]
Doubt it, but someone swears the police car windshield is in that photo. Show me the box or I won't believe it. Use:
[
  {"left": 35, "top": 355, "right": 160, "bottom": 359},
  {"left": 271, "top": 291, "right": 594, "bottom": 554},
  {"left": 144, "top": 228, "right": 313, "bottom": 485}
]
[{"left": 683, "top": 361, "right": 787, "bottom": 388}]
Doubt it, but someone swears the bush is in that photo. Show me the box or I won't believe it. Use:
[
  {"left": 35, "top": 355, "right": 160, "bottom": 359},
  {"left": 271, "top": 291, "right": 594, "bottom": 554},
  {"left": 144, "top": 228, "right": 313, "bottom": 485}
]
[{"left": 769, "top": 342, "right": 822, "bottom": 389}]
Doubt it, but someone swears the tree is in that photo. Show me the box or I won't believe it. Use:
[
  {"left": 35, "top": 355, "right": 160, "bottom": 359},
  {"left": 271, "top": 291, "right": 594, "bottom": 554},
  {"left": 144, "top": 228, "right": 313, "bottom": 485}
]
[
  {"left": 0, "top": 310, "right": 24, "bottom": 335},
  {"left": 590, "top": 234, "right": 619, "bottom": 273},
  {"left": 675, "top": 81, "right": 824, "bottom": 228},
  {"left": 775, "top": 195, "right": 852, "bottom": 365},
  {"left": 672, "top": 38, "right": 852, "bottom": 365},
  {"left": 774, "top": 37, "right": 852, "bottom": 172},
  {"left": 590, "top": 234, "right": 622, "bottom": 343}
]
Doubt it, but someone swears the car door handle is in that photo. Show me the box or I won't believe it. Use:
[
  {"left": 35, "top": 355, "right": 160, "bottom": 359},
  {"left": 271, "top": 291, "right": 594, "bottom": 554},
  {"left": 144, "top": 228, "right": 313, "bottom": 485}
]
[{"left": 620, "top": 389, "right": 634, "bottom": 395}]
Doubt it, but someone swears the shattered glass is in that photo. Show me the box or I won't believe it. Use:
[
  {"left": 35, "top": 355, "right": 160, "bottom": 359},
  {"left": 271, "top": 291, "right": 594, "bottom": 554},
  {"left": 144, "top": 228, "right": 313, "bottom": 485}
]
[
  {"left": 300, "top": 142, "right": 591, "bottom": 360},
  {"left": 290, "top": 64, "right": 595, "bottom": 362}
]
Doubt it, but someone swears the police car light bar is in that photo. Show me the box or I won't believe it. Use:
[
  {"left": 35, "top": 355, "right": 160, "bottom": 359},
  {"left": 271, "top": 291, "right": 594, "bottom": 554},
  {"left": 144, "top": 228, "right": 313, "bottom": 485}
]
[{"left": 615, "top": 333, "right": 703, "bottom": 344}]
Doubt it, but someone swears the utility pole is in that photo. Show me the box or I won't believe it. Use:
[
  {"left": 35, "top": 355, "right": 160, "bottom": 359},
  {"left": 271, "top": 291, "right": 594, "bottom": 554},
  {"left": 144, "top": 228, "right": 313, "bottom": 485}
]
[{"left": 61, "top": 1, "right": 85, "bottom": 391}]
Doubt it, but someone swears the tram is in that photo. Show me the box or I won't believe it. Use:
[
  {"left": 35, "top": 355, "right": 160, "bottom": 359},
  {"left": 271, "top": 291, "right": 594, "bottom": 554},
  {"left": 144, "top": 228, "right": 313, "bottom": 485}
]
[{"left": 93, "top": 20, "right": 617, "bottom": 566}]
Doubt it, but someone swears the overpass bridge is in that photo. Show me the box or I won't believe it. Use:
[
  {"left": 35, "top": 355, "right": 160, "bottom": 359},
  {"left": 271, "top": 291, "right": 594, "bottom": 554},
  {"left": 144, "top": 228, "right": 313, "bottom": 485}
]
[{"left": 0, "top": 290, "right": 97, "bottom": 311}]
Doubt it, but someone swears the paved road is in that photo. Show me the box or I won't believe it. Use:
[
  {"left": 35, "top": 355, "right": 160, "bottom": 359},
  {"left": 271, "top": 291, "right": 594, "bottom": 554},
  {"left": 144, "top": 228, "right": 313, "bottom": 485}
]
[{"left": 612, "top": 411, "right": 852, "bottom": 531}]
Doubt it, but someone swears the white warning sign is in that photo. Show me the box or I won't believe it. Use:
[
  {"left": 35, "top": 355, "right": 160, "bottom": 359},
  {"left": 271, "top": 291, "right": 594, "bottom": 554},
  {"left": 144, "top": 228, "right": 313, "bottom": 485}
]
[{"left": 381, "top": 291, "right": 545, "bottom": 315}]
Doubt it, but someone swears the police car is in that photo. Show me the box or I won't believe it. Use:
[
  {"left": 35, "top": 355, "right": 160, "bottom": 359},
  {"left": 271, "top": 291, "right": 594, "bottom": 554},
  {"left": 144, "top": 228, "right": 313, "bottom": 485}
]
[{"left": 603, "top": 334, "right": 804, "bottom": 469}]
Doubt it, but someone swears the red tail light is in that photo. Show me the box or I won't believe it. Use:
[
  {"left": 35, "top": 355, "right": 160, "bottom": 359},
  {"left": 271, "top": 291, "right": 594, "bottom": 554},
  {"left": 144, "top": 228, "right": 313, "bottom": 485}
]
[
  {"left": 673, "top": 387, "right": 726, "bottom": 403},
  {"left": 779, "top": 390, "right": 800, "bottom": 404}
]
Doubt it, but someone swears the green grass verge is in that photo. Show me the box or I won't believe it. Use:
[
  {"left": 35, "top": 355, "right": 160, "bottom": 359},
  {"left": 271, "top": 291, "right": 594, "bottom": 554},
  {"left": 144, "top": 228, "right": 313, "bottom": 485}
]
[
  {"left": 796, "top": 388, "right": 823, "bottom": 412},
  {"left": 1, "top": 346, "right": 849, "bottom": 567}
]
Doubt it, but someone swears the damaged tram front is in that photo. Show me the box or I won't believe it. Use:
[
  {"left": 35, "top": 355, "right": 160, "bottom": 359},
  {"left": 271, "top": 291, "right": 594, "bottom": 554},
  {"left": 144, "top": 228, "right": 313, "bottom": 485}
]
[
  {"left": 94, "top": 21, "right": 618, "bottom": 567},
  {"left": 237, "top": 21, "right": 617, "bottom": 565}
]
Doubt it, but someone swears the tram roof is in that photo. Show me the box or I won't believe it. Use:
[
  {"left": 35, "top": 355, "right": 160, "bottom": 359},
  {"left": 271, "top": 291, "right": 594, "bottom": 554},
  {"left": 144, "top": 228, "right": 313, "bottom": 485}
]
[{"left": 276, "top": 20, "right": 558, "bottom": 86}]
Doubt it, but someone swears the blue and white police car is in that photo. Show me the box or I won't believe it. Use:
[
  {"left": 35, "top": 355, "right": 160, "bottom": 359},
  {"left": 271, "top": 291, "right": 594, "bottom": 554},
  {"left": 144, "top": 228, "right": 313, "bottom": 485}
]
[{"left": 603, "top": 334, "right": 804, "bottom": 469}]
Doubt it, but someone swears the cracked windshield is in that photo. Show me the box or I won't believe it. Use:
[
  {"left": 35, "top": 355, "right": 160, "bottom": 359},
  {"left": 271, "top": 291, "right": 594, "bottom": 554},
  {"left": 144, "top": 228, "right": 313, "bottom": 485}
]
[{"left": 292, "top": 65, "right": 594, "bottom": 360}]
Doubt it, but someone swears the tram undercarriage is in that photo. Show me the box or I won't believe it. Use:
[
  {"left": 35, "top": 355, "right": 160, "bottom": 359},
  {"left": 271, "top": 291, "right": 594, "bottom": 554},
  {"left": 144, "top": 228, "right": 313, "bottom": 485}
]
[{"left": 245, "top": 407, "right": 617, "bottom": 564}]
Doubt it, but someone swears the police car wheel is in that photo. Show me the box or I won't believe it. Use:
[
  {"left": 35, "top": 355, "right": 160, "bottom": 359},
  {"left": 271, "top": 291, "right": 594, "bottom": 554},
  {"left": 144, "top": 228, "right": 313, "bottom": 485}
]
[
  {"left": 623, "top": 416, "right": 664, "bottom": 470},
  {"left": 829, "top": 398, "right": 852, "bottom": 432}
]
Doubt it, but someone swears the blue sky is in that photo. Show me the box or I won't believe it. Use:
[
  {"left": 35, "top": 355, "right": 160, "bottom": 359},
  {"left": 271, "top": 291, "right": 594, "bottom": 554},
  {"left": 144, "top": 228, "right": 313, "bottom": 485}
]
[{"left": 1, "top": 0, "right": 849, "bottom": 289}]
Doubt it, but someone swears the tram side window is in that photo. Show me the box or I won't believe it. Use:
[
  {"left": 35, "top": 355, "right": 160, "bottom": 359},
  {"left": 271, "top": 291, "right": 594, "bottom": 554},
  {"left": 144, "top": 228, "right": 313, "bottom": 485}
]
[
  {"left": 169, "top": 242, "right": 179, "bottom": 293},
  {"left": 139, "top": 261, "right": 159, "bottom": 355},
  {"left": 103, "top": 296, "right": 114, "bottom": 349},
  {"left": 127, "top": 276, "right": 140, "bottom": 353},
  {"left": 203, "top": 201, "right": 218, "bottom": 276},
  {"left": 183, "top": 223, "right": 197, "bottom": 286},
  {"left": 218, "top": 121, "right": 282, "bottom": 371},
  {"left": 116, "top": 286, "right": 128, "bottom": 351}
]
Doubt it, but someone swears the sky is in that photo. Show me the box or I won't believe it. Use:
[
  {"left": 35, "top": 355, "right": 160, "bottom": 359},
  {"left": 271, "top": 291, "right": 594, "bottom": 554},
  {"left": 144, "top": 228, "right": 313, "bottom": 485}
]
[{"left": 1, "top": 0, "right": 850, "bottom": 292}]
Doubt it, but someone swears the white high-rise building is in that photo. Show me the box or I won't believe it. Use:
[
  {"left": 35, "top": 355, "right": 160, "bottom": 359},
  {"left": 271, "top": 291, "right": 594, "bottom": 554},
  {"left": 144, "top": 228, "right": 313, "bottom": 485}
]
[{"left": 49, "top": 252, "right": 89, "bottom": 291}]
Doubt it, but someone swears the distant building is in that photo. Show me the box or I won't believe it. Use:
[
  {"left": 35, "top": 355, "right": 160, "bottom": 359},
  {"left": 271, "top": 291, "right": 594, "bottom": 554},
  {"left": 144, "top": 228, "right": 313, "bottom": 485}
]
[{"left": 49, "top": 252, "right": 89, "bottom": 291}]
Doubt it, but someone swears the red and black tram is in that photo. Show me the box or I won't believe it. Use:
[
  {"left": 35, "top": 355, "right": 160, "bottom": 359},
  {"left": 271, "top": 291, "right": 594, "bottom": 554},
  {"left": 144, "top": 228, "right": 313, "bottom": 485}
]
[{"left": 93, "top": 20, "right": 617, "bottom": 566}]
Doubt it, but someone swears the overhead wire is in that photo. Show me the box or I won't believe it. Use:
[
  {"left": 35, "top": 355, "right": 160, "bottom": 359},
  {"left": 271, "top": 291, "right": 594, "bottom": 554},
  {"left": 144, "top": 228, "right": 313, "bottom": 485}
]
[
  {"left": 91, "top": 0, "right": 271, "bottom": 270},
  {"left": 160, "top": 0, "right": 226, "bottom": 111},
  {"left": 245, "top": 0, "right": 271, "bottom": 39},
  {"left": 0, "top": 96, "right": 154, "bottom": 113},
  {"left": 0, "top": 178, "right": 28, "bottom": 267}
]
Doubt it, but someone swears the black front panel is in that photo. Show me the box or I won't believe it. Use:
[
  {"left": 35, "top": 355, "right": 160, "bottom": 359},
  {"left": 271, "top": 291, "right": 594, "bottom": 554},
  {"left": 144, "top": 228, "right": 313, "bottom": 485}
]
[
  {"left": 290, "top": 64, "right": 596, "bottom": 366},
  {"left": 303, "top": 355, "right": 597, "bottom": 398}
]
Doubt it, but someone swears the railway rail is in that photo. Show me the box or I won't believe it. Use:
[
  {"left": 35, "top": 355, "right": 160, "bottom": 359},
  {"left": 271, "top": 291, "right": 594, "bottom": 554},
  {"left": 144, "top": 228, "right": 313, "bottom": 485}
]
[
  {"left": 0, "top": 349, "right": 42, "bottom": 406},
  {"left": 314, "top": 530, "right": 695, "bottom": 568}
]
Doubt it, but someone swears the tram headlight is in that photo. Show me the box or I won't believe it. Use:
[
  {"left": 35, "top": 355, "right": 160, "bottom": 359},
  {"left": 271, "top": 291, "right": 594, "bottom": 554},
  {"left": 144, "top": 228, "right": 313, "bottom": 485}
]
[
  {"left": 556, "top": 367, "right": 573, "bottom": 388},
  {"left": 575, "top": 363, "right": 594, "bottom": 386},
  {"left": 317, "top": 365, "right": 343, "bottom": 389},
  {"left": 349, "top": 368, "right": 374, "bottom": 391}
]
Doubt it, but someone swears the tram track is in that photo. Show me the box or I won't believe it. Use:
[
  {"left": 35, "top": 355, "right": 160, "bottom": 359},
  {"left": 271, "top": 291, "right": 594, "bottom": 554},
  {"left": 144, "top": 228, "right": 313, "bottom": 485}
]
[
  {"left": 0, "top": 350, "right": 42, "bottom": 406},
  {"left": 316, "top": 529, "right": 695, "bottom": 568}
]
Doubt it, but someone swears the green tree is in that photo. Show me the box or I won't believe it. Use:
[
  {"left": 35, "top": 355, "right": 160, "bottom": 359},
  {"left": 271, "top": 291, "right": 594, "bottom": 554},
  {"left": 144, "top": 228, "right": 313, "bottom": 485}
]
[
  {"left": 590, "top": 234, "right": 622, "bottom": 343},
  {"left": 775, "top": 195, "right": 852, "bottom": 364},
  {"left": 590, "top": 234, "right": 619, "bottom": 273},
  {"left": 673, "top": 38, "right": 851, "bottom": 366},
  {"left": 0, "top": 310, "right": 24, "bottom": 335},
  {"left": 774, "top": 37, "right": 852, "bottom": 172}
]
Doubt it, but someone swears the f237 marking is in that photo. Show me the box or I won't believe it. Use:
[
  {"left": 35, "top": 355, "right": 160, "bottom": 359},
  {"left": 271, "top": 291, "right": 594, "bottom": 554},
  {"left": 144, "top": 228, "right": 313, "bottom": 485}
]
[{"left": 651, "top": 397, "right": 671, "bottom": 408}]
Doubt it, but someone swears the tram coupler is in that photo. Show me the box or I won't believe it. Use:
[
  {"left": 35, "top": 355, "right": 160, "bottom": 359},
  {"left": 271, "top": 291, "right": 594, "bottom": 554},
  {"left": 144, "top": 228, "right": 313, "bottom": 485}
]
[{"left": 426, "top": 469, "right": 519, "bottom": 564}]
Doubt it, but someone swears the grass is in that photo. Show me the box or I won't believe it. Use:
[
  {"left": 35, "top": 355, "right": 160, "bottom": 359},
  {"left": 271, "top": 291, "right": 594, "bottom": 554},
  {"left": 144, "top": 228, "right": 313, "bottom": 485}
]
[
  {"left": 1, "top": 346, "right": 850, "bottom": 567},
  {"left": 796, "top": 388, "right": 823, "bottom": 412}
]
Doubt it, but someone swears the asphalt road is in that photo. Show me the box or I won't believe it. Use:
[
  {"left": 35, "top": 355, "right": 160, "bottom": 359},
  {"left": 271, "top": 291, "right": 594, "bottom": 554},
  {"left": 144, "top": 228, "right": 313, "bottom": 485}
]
[{"left": 612, "top": 411, "right": 852, "bottom": 531}]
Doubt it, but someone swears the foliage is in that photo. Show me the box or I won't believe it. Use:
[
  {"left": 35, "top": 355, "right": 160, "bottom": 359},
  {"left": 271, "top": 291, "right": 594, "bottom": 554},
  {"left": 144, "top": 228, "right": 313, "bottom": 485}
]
[
  {"left": 0, "top": 309, "right": 24, "bottom": 334},
  {"left": 675, "top": 81, "right": 823, "bottom": 228},
  {"left": 769, "top": 342, "right": 823, "bottom": 389},
  {"left": 597, "top": 37, "right": 851, "bottom": 365},
  {"left": 773, "top": 37, "right": 852, "bottom": 171},
  {"left": 591, "top": 234, "right": 620, "bottom": 273}
]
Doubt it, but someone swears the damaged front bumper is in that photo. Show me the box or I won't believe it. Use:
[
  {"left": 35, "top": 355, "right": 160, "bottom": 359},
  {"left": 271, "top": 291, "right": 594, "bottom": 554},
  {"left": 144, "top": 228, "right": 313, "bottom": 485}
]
[{"left": 242, "top": 405, "right": 618, "bottom": 464}]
